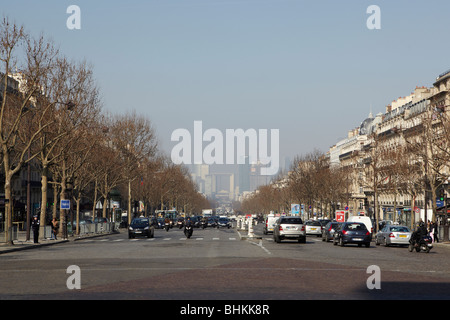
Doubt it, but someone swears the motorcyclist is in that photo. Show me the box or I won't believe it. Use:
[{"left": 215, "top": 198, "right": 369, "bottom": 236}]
[
  {"left": 164, "top": 216, "right": 171, "bottom": 230},
  {"left": 184, "top": 217, "right": 193, "bottom": 237},
  {"left": 184, "top": 217, "right": 192, "bottom": 229},
  {"left": 411, "top": 220, "right": 427, "bottom": 244}
]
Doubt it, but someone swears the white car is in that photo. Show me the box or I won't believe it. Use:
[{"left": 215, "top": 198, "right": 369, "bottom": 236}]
[
  {"left": 273, "top": 216, "right": 306, "bottom": 243},
  {"left": 305, "top": 220, "right": 322, "bottom": 237}
]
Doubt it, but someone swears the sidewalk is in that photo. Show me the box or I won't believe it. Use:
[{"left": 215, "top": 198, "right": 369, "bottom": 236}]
[{"left": 0, "top": 230, "right": 117, "bottom": 255}]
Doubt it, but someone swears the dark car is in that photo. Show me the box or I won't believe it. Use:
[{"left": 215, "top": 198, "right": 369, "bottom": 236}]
[
  {"left": 217, "top": 217, "right": 231, "bottom": 228},
  {"left": 128, "top": 217, "right": 155, "bottom": 239},
  {"left": 322, "top": 221, "right": 342, "bottom": 242},
  {"left": 94, "top": 217, "right": 108, "bottom": 223},
  {"left": 333, "top": 222, "right": 371, "bottom": 247},
  {"left": 207, "top": 217, "right": 217, "bottom": 228}
]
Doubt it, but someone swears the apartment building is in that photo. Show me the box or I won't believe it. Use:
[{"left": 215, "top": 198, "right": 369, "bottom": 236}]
[{"left": 330, "top": 70, "right": 450, "bottom": 229}]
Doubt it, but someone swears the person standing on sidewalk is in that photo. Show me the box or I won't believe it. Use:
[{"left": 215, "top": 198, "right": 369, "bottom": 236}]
[
  {"left": 31, "top": 216, "right": 40, "bottom": 244},
  {"left": 51, "top": 218, "right": 58, "bottom": 240}
]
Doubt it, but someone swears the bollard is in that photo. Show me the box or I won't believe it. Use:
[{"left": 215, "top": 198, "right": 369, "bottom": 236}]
[{"left": 248, "top": 218, "right": 255, "bottom": 238}]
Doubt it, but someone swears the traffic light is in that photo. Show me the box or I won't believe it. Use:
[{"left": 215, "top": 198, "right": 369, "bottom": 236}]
[{"left": 439, "top": 187, "right": 446, "bottom": 202}]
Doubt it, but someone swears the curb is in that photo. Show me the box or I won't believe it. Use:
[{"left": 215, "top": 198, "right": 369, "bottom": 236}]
[
  {"left": 0, "top": 239, "right": 69, "bottom": 254},
  {"left": 0, "top": 231, "right": 120, "bottom": 255}
]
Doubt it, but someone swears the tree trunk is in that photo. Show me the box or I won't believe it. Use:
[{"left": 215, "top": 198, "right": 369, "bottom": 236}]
[{"left": 40, "top": 165, "right": 48, "bottom": 240}]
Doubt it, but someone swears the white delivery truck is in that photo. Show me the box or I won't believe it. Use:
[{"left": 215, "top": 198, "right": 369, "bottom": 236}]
[
  {"left": 347, "top": 215, "right": 374, "bottom": 234},
  {"left": 263, "top": 213, "right": 279, "bottom": 235}
]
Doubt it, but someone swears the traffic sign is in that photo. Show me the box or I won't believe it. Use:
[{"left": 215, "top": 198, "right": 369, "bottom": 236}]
[
  {"left": 336, "top": 211, "right": 345, "bottom": 222},
  {"left": 60, "top": 199, "right": 70, "bottom": 210}
]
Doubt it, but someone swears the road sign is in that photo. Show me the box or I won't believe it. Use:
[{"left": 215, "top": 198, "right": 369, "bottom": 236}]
[
  {"left": 336, "top": 210, "right": 345, "bottom": 222},
  {"left": 60, "top": 199, "right": 70, "bottom": 210}
]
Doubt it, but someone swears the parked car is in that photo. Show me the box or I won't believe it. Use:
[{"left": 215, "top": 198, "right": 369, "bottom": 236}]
[
  {"left": 273, "top": 216, "right": 306, "bottom": 243},
  {"left": 333, "top": 222, "right": 371, "bottom": 247},
  {"left": 263, "top": 214, "right": 279, "bottom": 235},
  {"left": 305, "top": 220, "right": 322, "bottom": 237},
  {"left": 375, "top": 225, "right": 411, "bottom": 247},
  {"left": 322, "top": 221, "right": 342, "bottom": 242},
  {"left": 128, "top": 217, "right": 155, "bottom": 239},
  {"left": 94, "top": 217, "right": 108, "bottom": 223}
]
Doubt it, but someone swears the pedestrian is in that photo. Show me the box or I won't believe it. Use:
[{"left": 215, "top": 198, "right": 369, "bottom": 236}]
[
  {"left": 51, "top": 218, "right": 59, "bottom": 240},
  {"left": 433, "top": 221, "right": 439, "bottom": 243},
  {"left": 428, "top": 220, "right": 434, "bottom": 242},
  {"left": 31, "top": 215, "right": 40, "bottom": 244}
]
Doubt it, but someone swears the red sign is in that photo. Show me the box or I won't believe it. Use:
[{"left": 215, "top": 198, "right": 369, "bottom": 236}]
[{"left": 336, "top": 211, "right": 345, "bottom": 222}]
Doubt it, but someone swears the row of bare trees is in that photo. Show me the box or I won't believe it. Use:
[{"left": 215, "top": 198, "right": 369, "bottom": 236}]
[
  {"left": 241, "top": 150, "right": 350, "bottom": 219},
  {"left": 0, "top": 18, "right": 208, "bottom": 243}
]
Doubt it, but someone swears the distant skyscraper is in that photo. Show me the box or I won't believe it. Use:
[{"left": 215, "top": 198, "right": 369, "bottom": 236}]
[{"left": 238, "top": 156, "right": 250, "bottom": 193}]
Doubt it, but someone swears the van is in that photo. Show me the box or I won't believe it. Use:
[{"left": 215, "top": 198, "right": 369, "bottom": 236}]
[
  {"left": 263, "top": 214, "right": 279, "bottom": 234},
  {"left": 347, "top": 215, "right": 373, "bottom": 235}
]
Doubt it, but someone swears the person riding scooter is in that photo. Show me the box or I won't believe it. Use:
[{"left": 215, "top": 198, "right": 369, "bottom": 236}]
[
  {"left": 184, "top": 217, "right": 193, "bottom": 238},
  {"left": 411, "top": 220, "right": 428, "bottom": 245}
]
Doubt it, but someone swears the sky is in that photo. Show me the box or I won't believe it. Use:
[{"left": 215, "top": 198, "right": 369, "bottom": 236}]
[{"left": 2, "top": 0, "right": 450, "bottom": 175}]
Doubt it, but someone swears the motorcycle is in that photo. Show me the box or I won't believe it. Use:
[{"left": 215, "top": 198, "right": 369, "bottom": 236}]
[
  {"left": 408, "top": 235, "right": 433, "bottom": 253},
  {"left": 184, "top": 225, "right": 193, "bottom": 239},
  {"left": 200, "top": 220, "right": 207, "bottom": 229},
  {"left": 164, "top": 222, "right": 170, "bottom": 232}
]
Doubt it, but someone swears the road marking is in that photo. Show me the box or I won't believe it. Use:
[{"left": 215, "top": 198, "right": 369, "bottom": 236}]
[
  {"left": 213, "top": 238, "right": 220, "bottom": 240},
  {"left": 249, "top": 239, "right": 272, "bottom": 255},
  {"left": 196, "top": 238, "right": 203, "bottom": 240},
  {"left": 163, "top": 238, "right": 171, "bottom": 241},
  {"left": 229, "top": 238, "right": 236, "bottom": 240},
  {"left": 130, "top": 239, "right": 139, "bottom": 241},
  {"left": 113, "top": 239, "right": 123, "bottom": 242}
]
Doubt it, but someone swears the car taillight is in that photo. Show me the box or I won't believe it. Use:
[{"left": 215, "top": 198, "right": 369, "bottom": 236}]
[
  {"left": 279, "top": 225, "right": 283, "bottom": 231},
  {"left": 301, "top": 226, "right": 305, "bottom": 231},
  {"left": 389, "top": 233, "right": 395, "bottom": 238},
  {"left": 366, "top": 231, "right": 371, "bottom": 236},
  {"left": 342, "top": 230, "right": 347, "bottom": 235},
  {"left": 328, "top": 226, "right": 332, "bottom": 231}
]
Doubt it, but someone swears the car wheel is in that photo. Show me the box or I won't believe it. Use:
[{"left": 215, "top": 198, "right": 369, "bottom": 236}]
[
  {"left": 365, "top": 242, "right": 370, "bottom": 248},
  {"left": 339, "top": 237, "right": 344, "bottom": 247},
  {"left": 274, "top": 235, "right": 281, "bottom": 243},
  {"left": 384, "top": 238, "right": 389, "bottom": 247},
  {"left": 375, "top": 237, "right": 380, "bottom": 246}
]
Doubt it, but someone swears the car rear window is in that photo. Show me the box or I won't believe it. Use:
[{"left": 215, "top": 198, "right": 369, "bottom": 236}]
[
  {"left": 280, "top": 218, "right": 303, "bottom": 224},
  {"left": 345, "top": 223, "right": 366, "bottom": 230},
  {"left": 390, "top": 226, "right": 409, "bottom": 232},
  {"left": 306, "top": 221, "right": 321, "bottom": 226}
]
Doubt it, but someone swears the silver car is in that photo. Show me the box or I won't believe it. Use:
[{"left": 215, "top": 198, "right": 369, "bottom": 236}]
[
  {"left": 305, "top": 220, "right": 322, "bottom": 237},
  {"left": 273, "top": 216, "right": 306, "bottom": 243},
  {"left": 375, "top": 225, "right": 411, "bottom": 247}
]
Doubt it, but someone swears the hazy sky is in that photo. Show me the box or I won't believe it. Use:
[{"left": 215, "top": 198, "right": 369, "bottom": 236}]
[{"left": 3, "top": 0, "right": 450, "bottom": 173}]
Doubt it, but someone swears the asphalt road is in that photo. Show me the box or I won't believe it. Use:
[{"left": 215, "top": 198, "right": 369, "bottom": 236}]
[{"left": 1, "top": 223, "right": 449, "bottom": 301}]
